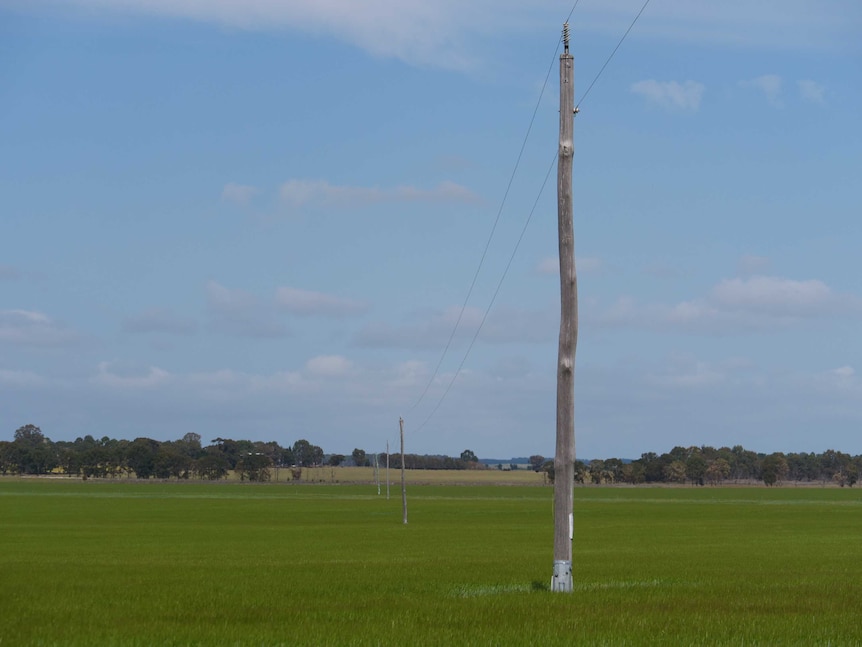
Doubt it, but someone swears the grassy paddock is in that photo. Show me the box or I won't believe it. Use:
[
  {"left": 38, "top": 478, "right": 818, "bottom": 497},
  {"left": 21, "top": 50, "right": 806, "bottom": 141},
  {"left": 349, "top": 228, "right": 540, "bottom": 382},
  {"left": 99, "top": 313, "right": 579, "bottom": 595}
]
[
  {"left": 289, "top": 466, "right": 548, "bottom": 486},
  {"left": 58, "top": 466, "right": 548, "bottom": 485},
  {"left": 1, "top": 480, "right": 861, "bottom": 646}
]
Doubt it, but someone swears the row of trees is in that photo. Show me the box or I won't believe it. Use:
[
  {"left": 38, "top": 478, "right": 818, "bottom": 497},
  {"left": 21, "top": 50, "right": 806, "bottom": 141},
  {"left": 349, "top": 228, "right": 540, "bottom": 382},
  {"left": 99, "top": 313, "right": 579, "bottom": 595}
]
[
  {"left": 536, "top": 445, "right": 861, "bottom": 487},
  {"left": 4, "top": 426, "right": 859, "bottom": 486},
  {"left": 0, "top": 425, "right": 482, "bottom": 481},
  {"left": 0, "top": 425, "right": 330, "bottom": 481}
]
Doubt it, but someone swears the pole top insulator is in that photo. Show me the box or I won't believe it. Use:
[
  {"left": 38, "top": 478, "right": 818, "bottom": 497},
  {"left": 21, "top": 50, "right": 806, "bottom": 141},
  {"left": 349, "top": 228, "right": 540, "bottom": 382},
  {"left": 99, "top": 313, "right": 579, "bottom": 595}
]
[{"left": 563, "top": 23, "right": 570, "bottom": 53}]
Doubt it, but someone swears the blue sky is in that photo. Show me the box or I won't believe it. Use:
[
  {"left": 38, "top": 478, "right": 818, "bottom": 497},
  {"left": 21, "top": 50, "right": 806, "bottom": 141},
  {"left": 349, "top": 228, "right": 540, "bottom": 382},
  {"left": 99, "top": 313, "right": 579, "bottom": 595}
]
[{"left": 2, "top": 0, "right": 860, "bottom": 459}]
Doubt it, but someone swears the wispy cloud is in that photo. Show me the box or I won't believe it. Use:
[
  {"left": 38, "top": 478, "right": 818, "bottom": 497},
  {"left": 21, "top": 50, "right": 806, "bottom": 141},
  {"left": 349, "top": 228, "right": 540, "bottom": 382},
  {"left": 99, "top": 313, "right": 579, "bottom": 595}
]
[
  {"left": 122, "top": 308, "right": 197, "bottom": 335},
  {"left": 630, "top": 80, "right": 704, "bottom": 111},
  {"left": 92, "top": 361, "right": 171, "bottom": 389},
  {"left": 16, "top": 0, "right": 856, "bottom": 71},
  {"left": 279, "top": 179, "right": 479, "bottom": 212},
  {"left": 740, "top": 74, "right": 783, "bottom": 106},
  {"left": 206, "top": 281, "right": 257, "bottom": 313},
  {"left": 810, "top": 365, "right": 862, "bottom": 400},
  {"left": 305, "top": 355, "right": 353, "bottom": 377},
  {"left": 356, "top": 306, "right": 482, "bottom": 350},
  {"left": 643, "top": 262, "right": 683, "bottom": 279},
  {"left": 736, "top": 255, "right": 770, "bottom": 277},
  {"left": 710, "top": 276, "right": 837, "bottom": 316},
  {"left": 585, "top": 0, "right": 859, "bottom": 51},
  {"left": 5, "top": 347, "right": 861, "bottom": 457},
  {"left": 205, "top": 281, "right": 288, "bottom": 338},
  {"left": 0, "top": 309, "right": 78, "bottom": 346},
  {"left": 355, "top": 304, "right": 554, "bottom": 349},
  {"left": 536, "top": 257, "right": 559, "bottom": 275},
  {"left": 221, "top": 182, "right": 260, "bottom": 206},
  {"left": 0, "top": 264, "right": 21, "bottom": 281},
  {"left": 33, "top": 0, "right": 494, "bottom": 69},
  {"left": 647, "top": 360, "right": 726, "bottom": 389},
  {"left": 0, "top": 368, "right": 44, "bottom": 387},
  {"left": 275, "top": 286, "right": 368, "bottom": 318},
  {"left": 592, "top": 275, "right": 861, "bottom": 335},
  {"left": 797, "top": 79, "right": 826, "bottom": 104}
]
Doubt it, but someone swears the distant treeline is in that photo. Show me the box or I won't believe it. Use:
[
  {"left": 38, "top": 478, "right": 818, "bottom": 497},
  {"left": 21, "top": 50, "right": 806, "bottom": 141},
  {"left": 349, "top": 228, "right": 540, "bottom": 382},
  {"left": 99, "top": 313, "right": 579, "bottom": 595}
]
[
  {"left": 2, "top": 424, "right": 859, "bottom": 486},
  {"left": 541, "top": 446, "right": 860, "bottom": 487},
  {"left": 0, "top": 425, "right": 481, "bottom": 482}
]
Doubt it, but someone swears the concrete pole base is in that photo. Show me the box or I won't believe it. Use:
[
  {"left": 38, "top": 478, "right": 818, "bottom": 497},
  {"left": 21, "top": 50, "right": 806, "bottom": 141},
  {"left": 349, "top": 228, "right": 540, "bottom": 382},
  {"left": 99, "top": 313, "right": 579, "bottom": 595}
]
[{"left": 551, "top": 560, "right": 573, "bottom": 592}]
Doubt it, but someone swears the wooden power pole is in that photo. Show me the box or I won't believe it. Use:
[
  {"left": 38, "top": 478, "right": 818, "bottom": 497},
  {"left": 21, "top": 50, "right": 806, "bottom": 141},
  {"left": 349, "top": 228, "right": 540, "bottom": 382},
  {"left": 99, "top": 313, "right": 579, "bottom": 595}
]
[
  {"left": 375, "top": 453, "right": 380, "bottom": 495},
  {"left": 551, "top": 22, "right": 578, "bottom": 593},
  {"left": 399, "top": 417, "right": 407, "bottom": 524}
]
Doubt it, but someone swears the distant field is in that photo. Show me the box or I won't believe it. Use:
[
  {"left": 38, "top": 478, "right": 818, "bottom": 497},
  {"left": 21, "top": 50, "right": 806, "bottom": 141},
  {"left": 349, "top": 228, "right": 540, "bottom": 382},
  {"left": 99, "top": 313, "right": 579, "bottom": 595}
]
[
  {"left": 2, "top": 479, "right": 861, "bottom": 646},
  {"left": 285, "top": 465, "right": 548, "bottom": 486},
  {"left": 60, "top": 465, "right": 549, "bottom": 485}
]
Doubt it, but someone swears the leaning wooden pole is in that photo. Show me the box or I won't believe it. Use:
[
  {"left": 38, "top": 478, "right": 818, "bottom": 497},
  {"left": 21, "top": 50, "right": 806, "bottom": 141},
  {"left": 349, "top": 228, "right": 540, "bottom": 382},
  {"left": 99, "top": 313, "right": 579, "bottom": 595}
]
[
  {"left": 399, "top": 417, "right": 407, "bottom": 524},
  {"left": 551, "top": 22, "right": 577, "bottom": 593}
]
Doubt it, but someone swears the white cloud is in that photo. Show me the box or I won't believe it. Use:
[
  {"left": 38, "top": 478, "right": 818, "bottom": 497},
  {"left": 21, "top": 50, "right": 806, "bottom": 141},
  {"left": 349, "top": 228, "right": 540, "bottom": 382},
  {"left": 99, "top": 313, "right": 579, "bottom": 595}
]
[
  {"left": 122, "top": 308, "right": 197, "bottom": 335},
  {"left": 643, "top": 262, "right": 682, "bottom": 279},
  {"left": 0, "top": 368, "right": 44, "bottom": 387},
  {"left": 5, "top": 345, "right": 862, "bottom": 457},
  {"left": 831, "top": 366, "right": 855, "bottom": 379},
  {"left": 0, "top": 309, "right": 78, "bottom": 346},
  {"left": 736, "top": 255, "right": 770, "bottom": 277},
  {"left": 15, "top": 0, "right": 855, "bottom": 72},
  {"left": 38, "top": 0, "right": 494, "bottom": 69},
  {"left": 92, "top": 361, "right": 171, "bottom": 389},
  {"left": 275, "top": 286, "right": 368, "bottom": 317},
  {"left": 356, "top": 306, "right": 481, "bottom": 349},
  {"left": 206, "top": 280, "right": 257, "bottom": 313},
  {"left": 591, "top": 275, "right": 861, "bottom": 335},
  {"left": 647, "top": 361, "right": 725, "bottom": 389},
  {"left": 305, "top": 355, "right": 353, "bottom": 377},
  {"left": 581, "top": 0, "right": 859, "bottom": 51},
  {"left": 797, "top": 79, "right": 826, "bottom": 104},
  {"left": 710, "top": 276, "right": 836, "bottom": 315},
  {"left": 393, "top": 359, "right": 428, "bottom": 384},
  {"left": 630, "top": 80, "right": 704, "bottom": 111},
  {"left": 221, "top": 182, "right": 260, "bottom": 206},
  {"left": 205, "top": 281, "right": 288, "bottom": 338},
  {"left": 579, "top": 257, "right": 604, "bottom": 274},
  {"left": 809, "top": 365, "right": 862, "bottom": 400},
  {"left": 0, "top": 264, "right": 21, "bottom": 280},
  {"left": 280, "top": 179, "right": 479, "bottom": 212},
  {"left": 740, "top": 74, "right": 783, "bottom": 106},
  {"left": 536, "top": 257, "right": 558, "bottom": 275},
  {"left": 356, "top": 303, "right": 554, "bottom": 349}
]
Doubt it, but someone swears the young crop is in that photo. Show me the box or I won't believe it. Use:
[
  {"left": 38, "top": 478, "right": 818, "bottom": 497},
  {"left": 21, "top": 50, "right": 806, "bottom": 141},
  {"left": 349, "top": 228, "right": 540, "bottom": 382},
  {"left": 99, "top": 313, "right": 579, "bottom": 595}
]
[{"left": 1, "top": 480, "right": 860, "bottom": 646}]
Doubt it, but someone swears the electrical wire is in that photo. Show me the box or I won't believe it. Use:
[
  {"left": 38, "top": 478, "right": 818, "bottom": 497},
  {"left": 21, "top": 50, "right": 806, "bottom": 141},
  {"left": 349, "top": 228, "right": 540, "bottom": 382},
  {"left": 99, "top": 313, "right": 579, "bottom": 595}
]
[
  {"left": 407, "top": 26, "right": 564, "bottom": 413},
  {"left": 405, "top": 0, "right": 651, "bottom": 435},
  {"left": 565, "top": 0, "right": 582, "bottom": 25},
  {"left": 413, "top": 152, "right": 559, "bottom": 435},
  {"left": 577, "top": 0, "right": 652, "bottom": 109}
]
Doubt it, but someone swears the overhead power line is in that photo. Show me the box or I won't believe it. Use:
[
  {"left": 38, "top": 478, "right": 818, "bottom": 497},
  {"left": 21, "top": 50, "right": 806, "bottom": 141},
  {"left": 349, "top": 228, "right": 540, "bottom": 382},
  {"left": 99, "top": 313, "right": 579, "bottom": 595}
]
[
  {"left": 577, "top": 0, "right": 652, "bottom": 109},
  {"left": 414, "top": 152, "right": 558, "bottom": 435},
  {"left": 565, "top": 0, "right": 582, "bottom": 25},
  {"left": 407, "top": 0, "right": 653, "bottom": 433},
  {"left": 408, "top": 28, "right": 564, "bottom": 413}
]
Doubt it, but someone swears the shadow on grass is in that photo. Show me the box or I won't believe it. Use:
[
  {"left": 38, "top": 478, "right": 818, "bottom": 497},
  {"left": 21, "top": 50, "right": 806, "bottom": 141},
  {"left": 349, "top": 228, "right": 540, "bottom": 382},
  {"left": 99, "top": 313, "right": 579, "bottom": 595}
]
[{"left": 531, "top": 580, "right": 549, "bottom": 592}]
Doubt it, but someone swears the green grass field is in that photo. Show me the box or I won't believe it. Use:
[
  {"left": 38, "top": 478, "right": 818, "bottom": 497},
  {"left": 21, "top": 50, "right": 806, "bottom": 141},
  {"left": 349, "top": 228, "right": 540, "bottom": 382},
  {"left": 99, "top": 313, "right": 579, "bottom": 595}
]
[
  {"left": 273, "top": 465, "right": 547, "bottom": 486},
  {"left": 1, "top": 479, "right": 861, "bottom": 646}
]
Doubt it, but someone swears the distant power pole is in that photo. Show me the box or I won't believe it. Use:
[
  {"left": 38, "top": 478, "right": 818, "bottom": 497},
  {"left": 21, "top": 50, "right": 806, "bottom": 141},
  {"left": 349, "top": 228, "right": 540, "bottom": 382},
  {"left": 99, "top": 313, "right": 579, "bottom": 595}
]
[
  {"left": 386, "top": 440, "right": 391, "bottom": 500},
  {"left": 375, "top": 453, "right": 380, "bottom": 495},
  {"left": 551, "top": 22, "right": 578, "bottom": 593},
  {"left": 399, "top": 417, "right": 408, "bottom": 524}
]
